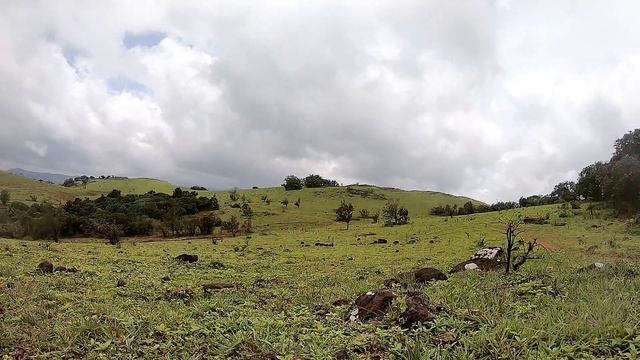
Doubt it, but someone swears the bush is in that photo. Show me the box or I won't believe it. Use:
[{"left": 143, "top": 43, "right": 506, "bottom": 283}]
[
  {"left": 382, "top": 200, "right": 409, "bottom": 226},
  {"left": 282, "top": 175, "right": 303, "bottom": 191}
]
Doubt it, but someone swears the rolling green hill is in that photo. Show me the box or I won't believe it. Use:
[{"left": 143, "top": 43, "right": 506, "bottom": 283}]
[{"left": 83, "top": 177, "right": 179, "bottom": 195}]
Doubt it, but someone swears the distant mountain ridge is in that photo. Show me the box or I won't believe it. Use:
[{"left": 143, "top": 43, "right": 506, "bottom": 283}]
[{"left": 7, "top": 168, "right": 74, "bottom": 184}]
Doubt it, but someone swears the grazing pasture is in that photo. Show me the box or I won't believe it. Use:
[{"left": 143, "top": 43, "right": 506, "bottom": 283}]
[{"left": 2, "top": 199, "right": 640, "bottom": 359}]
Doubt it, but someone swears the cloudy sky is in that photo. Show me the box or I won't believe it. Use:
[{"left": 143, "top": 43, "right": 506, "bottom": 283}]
[{"left": 1, "top": 1, "right": 639, "bottom": 202}]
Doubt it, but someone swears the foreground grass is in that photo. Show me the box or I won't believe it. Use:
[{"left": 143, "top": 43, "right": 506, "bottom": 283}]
[{"left": 2, "top": 205, "right": 640, "bottom": 359}]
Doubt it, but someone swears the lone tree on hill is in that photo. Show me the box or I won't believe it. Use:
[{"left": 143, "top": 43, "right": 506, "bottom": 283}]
[
  {"left": 382, "top": 200, "right": 409, "bottom": 226},
  {"left": 335, "top": 200, "right": 354, "bottom": 229},
  {"left": 282, "top": 175, "right": 303, "bottom": 191},
  {"left": 0, "top": 190, "right": 9, "bottom": 205}
]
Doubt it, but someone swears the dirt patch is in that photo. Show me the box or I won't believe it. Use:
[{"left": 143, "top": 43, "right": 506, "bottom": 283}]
[
  {"left": 165, "top": 287, "right": 194, "bottom": 300},
  {"left": 203, "top": 283, "right": 237, "bottom": 294}
]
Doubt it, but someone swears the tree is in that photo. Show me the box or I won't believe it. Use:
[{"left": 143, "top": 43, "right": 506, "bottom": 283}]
[
  {"left": 282, "top": 175, "right": 303, "bottom": 191},
  {"left": 612, "top": 128, "right": 640, "bottom": 162},
  {"left": 62, "top": 178, "right": 75, "bottom": 187},
  {"left": 335, "top": 200, "right": 354, "bottom": 229},
  {"left": 199, "top": 214, "right": 220, "bottom": 235},
  {"left": 294, "top": 197, "right": 301, "bottom": 208},
  {"left": 172, "top": 187, "right": 183, "bottom": 198},
  {"left": 602, "top": 155, "right": 640, "bottom": 214},
  {"left": 241, "top": 203, "right": 253, "bottom": 218},
  {"left": 281, "top": 198, "right": 289, "bottom": 208},
  {"left": 550, "top": 181, "right": 577, "bottom": 202},
  {"left": 382, "top": 200, "right": 410, "bottom": 226},
  {"left": 576, "top": 162, "right": 607, "bottom": 201},
  {"left": 0, "top": 190, "right": 9, "bottom": 205},
  {"left": 229, "top": 188, "right": 239, "bottom": 202}
]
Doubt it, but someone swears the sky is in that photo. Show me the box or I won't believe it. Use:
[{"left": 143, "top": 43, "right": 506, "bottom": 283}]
[{"left": 1, "top": 0, "right": 639, "bottom": 202}]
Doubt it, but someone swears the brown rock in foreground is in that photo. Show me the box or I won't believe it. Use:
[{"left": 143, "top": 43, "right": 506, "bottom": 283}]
[
  {"left": 347, "top": 289, "right": 396, "bottom": 321},
  {"left": 36, "top": 260, "right": 54, "bottom": 274},
  {"left": 399, "top": 292, "right": 434, "bottom": 328}
]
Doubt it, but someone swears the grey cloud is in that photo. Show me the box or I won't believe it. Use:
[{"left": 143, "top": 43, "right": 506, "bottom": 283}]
[{"left": 1, "top": 1, "right": 639, "bottom": 201}]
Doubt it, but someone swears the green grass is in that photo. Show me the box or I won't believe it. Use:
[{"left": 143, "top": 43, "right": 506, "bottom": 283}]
[
  {"left": 2, "top": 202, "right": 640, "bottom": 358},
  {"left": 83, "top": 178, "right": 179, "bottom": 195}
]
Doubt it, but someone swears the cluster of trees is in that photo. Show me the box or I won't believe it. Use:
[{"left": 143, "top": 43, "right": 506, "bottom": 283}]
[
  {"left": 62, "top": 175, "right": 123, "bottom": 187},
  {"left": 571, "top": 129, "right": 640, "bottom": 214},
  {"left": 282, "top": 174, "right": 339, "bottom": 191},
  {"left": 0, "top": 187, "right": 223, "bottom": 242},
  {"left": 335, "top": 199, "right": 409, "bottom": 228},
  {"left": 432, "top": 129, "right": 640, "bottom": 217},
  {"left": 431, "top": 200, "right": 519, "bottom": 217}
]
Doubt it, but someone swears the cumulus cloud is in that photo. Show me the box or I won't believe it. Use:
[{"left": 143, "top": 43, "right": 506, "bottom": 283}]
[{"left": 1, "top": 0, "right": 639, "bottom": 202}]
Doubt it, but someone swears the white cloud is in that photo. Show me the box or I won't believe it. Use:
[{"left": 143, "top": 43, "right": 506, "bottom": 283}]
[{"left": 0, "top": 1, "right": 639, "bottom": 201}]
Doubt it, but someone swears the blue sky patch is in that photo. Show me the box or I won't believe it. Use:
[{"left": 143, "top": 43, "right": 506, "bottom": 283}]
[
  {"left": 107, "top": 76, "right": 152, "bottom": 96},
  {"left": 123, "top": 31, "right": 166, "bottom": 49}
]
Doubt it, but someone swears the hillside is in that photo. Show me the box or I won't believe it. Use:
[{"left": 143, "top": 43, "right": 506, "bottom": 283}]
[
  {"left": 83, "top": 177, "right": 179, "bottom": 195},
  {"left": 0, "top": 172, "right": 97, "bottom": 204},
  {"left": 6, "top": 168, "right": 74, "bottom": 184}
]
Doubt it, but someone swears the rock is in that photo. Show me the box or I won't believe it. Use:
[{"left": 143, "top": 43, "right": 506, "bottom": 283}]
[
  {"left": 175, "top": 254, "right": 198, "bottom": 263},
  {"left": 399, "top": 292, "right": 434, "bottom": 328},
  {"left": 436, "top": 331, "right": 457, "bottom": 344},
  {"left": 161, "top": 275, "right": 171, "bottom": 282},
  {"left": 54, "top": 266, "right": 79, "bottom": 273},
  {"left": 393, "top": 241, "right": 399, "bottom": 245},
  {"left": 414, "top": 267, "right": 448, "bottom": 284},
  {"left": 165, "top": 287, "right": 194, "bottom": 300},
  {"left": 371, "top": 238, "right": 388, "bottom": 244},
  {"left": 314, "top": 242, "right": 334, "bottom": 247},
  {"left": 347, "top": 289, "right": 396, "bottom": 321},
  {"left": 471, "top": 247, "right": 503, "bottom": 260},
  {"left": 203, "top": 283, "right": 236, "bottom": 294},
  {"left": 579, "top": 262, "right": 606, "bottom": 273},
  {"left": 36, "top": 260, "right": 54, "bottom": 274},
  {"left": 465, "top": 263, "right": 479, "bottom": 271},
  {"left": 116, "top": 279, "right": 126, "bottom": 287},
  {"left": 450, "top": 258, "right": 504, "bottom": 273},
  {"left": 211, "top": 261, "right": 225, "bottom": 269}
]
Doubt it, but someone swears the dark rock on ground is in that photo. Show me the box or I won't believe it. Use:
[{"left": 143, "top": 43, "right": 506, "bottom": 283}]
[
  {"left": 450, "top": 258, "right": 504, "bottom": 273},
  {"left": 116, "top": 279, "right": 126, "bottom": 287},
  {"left": 371, "top": 238, "right": 388, "bottom": 244},
  {"left": 161, "top": 275, "right": 171, "bottom": 282},
  {"left": 54, "top": 266, "right": 79, "bottom": 273},
  {"left": 414, "top": 267, "right": 448, "bottom": 284},
  {"left": 203, "top": 283, "right": 236, "bottom": 294},
  {"left": 37, "top": 260, "right": 54, "bottom": 274},
  {"left": 393, "top": 241, "right": 399, "bottom": 245},
  {"left": 347, "top": 289, "right": 396, "bottom": 321},
  {"left": 314, "top": 242, "right": 334, "bottom": 247},
  {"left": 175, "top": 254, "right": 198, "bottom": 263},
  {"left": 399, "top": 292, "right": 434, "bottom": 328}
]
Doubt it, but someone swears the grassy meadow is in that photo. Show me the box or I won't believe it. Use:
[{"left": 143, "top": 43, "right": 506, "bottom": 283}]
[{"left": 1, "top": 174, "right": 640, "bottom": 359}]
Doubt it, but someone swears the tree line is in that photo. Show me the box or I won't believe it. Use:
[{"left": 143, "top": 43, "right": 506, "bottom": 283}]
[{"left": 432, "top": 128, "right": 640, "bottom": 217}]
